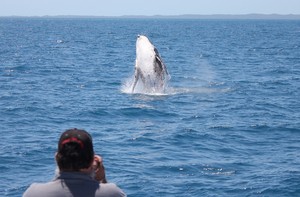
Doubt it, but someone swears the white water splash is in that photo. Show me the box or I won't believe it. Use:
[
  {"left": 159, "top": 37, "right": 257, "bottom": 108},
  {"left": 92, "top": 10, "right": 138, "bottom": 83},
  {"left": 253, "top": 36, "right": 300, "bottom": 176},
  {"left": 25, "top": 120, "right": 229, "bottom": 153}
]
[{"left": 121, "top": 76, "right": 170, "bottom": 96}]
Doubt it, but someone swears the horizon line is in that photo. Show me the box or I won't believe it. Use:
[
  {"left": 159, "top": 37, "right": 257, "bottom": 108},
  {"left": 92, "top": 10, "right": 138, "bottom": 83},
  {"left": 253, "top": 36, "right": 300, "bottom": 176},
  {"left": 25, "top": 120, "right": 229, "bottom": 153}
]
[{"left": 1, "top": 13, "right": 300, "bottom": 20}]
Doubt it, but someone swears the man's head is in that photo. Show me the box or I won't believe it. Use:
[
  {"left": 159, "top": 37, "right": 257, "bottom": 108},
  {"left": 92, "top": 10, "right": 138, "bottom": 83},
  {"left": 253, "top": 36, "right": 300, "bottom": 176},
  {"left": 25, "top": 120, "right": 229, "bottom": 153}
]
[{"left": 56, "top": 128, "right": 94, "bottom": 171}]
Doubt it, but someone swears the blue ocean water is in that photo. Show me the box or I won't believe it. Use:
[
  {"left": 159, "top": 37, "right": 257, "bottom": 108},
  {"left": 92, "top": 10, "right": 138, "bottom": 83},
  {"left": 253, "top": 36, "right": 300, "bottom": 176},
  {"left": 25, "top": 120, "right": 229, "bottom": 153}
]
[{"left": 0, "top": 18, "right": 300, "bottom": 196}]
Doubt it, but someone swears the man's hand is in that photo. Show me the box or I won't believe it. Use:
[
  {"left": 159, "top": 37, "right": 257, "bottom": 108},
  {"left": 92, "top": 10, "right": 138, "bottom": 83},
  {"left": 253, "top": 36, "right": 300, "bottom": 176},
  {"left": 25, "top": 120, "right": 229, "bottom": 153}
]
[{"left": 92, "top": 155, "right": 107, "bottom": 183}]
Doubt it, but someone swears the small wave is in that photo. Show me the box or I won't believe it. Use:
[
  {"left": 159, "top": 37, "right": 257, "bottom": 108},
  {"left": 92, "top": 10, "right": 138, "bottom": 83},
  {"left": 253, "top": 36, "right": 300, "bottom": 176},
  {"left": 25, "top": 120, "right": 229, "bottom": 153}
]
[
  {"left": 163, "top": 86, "right": 232, "bottom": 96},
  {"left": 203, "top": 166, "right": 236, "bottom": 176},
  {"left": 132, "top": 104, "right": 155, "bottom": 110}
]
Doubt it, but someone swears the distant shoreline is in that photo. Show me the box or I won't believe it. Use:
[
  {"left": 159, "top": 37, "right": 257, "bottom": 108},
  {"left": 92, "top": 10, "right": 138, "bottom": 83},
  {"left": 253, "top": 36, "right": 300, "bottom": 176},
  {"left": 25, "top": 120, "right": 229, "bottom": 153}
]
[{"left": 1, "top": 14, "right": 300, "bottom": 20}]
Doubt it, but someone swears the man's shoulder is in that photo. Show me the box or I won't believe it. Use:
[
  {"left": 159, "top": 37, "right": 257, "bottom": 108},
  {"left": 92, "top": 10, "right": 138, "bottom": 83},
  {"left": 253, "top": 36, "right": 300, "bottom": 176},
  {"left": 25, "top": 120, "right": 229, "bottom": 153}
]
[
  {"left": 97, "top": 183, "right": 127, "bottom": 197},
  {"left": 23, "top": 181, "right": 58, "bottom": 197}
]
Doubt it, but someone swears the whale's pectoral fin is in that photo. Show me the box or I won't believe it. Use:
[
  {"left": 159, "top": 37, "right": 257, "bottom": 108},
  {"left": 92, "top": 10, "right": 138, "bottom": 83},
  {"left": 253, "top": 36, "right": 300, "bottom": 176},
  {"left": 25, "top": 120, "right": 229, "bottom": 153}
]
[
  {"left": 155, "top": 56, "right": 163, "bottom": 70},
  {"left": 154, "top": 47, "right": 169, "bottom": 75},
  {"left": 132, "top": 66, "right": 141, "bottom": 93},
  {"left": 154, "top": 48, "right": 169, "bottom": 80}
]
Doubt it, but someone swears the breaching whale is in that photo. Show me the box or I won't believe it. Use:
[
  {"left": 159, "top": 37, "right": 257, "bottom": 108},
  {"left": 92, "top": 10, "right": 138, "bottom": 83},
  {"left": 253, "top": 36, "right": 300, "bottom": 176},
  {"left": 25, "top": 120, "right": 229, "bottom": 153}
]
[{"left": 131, "top": 35, "right": 170, "bottom": 94}]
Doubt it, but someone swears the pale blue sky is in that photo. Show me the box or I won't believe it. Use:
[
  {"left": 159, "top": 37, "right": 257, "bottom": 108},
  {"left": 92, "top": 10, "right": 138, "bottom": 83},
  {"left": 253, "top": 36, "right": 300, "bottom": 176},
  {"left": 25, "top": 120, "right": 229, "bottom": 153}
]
[{"left": 1, "top": 0, "right": 300, "bottom": 16}]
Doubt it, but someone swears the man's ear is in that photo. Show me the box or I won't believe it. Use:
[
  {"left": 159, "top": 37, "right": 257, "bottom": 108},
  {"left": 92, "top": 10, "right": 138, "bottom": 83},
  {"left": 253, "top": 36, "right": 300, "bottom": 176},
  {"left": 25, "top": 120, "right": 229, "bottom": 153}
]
[{"left": 88, "top": 155, "right": 95, "bottom": 169}]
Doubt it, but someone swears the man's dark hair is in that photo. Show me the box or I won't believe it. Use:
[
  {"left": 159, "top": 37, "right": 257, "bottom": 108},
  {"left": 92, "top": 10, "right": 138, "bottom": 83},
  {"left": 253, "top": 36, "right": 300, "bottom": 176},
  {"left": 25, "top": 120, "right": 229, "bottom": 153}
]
[{"left": 56, "top": 128, "right": 94, "bottom": 171}]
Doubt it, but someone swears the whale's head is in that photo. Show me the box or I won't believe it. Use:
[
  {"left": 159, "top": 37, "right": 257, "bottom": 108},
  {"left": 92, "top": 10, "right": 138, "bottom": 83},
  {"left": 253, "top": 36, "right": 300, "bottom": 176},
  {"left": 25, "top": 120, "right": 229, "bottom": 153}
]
[
  {"left": 137, "top": 35, "right": 152, "bottom": 46},
  {"left": 136, "top": 35, "right": 155, "bottom": 58}
]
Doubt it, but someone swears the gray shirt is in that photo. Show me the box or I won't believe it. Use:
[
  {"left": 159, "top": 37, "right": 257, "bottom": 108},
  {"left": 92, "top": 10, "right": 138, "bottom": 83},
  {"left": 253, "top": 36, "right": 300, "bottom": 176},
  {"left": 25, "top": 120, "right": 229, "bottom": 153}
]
[{"left": 23, "top": 172, "right": 126, "bottom": 197}]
